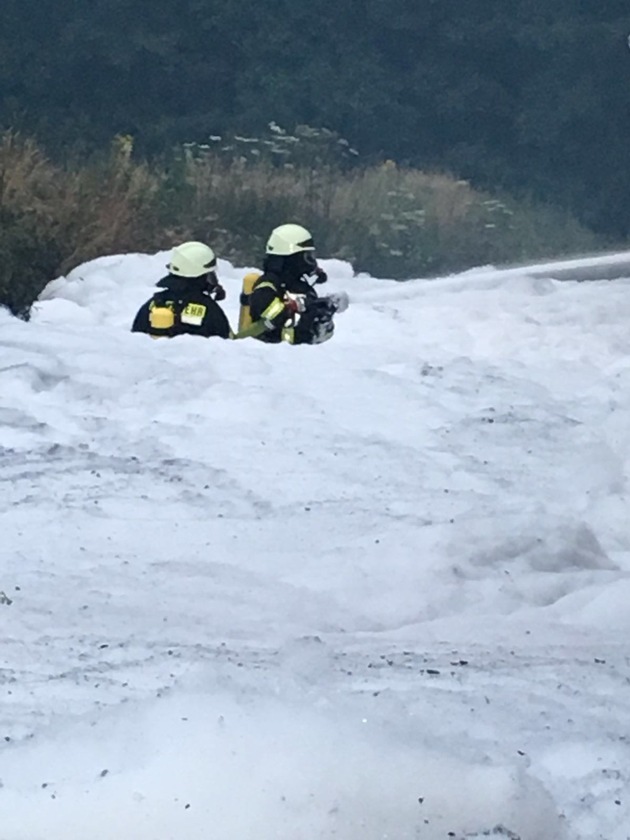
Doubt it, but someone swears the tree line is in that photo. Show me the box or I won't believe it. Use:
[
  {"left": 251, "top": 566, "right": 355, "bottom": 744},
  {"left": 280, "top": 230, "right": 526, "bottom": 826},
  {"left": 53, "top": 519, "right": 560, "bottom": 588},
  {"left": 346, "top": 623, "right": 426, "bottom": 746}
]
[{"left": 2, "top": 0, "right": 630, "bottom": 241}]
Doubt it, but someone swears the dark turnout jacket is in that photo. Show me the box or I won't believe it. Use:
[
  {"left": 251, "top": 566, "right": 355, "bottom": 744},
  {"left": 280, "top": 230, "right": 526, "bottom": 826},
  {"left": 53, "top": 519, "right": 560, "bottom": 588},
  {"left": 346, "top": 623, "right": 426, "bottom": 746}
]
[
  {"left": 132, "top": 275, "right": 231, "bottom": 339},
  {"left": 249, "top": 272, "right": 318, "bottom": 344}
]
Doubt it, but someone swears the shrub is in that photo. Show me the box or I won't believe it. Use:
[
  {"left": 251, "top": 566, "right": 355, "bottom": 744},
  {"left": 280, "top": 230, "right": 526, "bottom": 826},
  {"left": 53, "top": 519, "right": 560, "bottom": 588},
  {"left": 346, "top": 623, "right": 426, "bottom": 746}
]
[
  {"left": 0, "top": 206, "right": 62, "bottom": 319},
  {"left": 0, "top": 133, "right": 63, "bottom": 318},
  {"left": 175, "top": 132, "right": 602, "bottom": 278},
  {"left": 0, "top": 126, "right": 608, "bottom": 318},
  {"left": 0, "top": 132, "right": 164, "bottom": 317}
]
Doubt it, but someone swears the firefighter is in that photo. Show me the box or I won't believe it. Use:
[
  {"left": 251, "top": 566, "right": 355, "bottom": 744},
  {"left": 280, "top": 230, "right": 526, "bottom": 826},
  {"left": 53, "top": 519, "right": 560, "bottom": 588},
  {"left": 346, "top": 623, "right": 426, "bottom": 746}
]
[
  {"left": 132, "top": 241, "right": 231, "bottom": 339},
  {"left": 237, "top": 223, "right": 334, "bottom": 345}
]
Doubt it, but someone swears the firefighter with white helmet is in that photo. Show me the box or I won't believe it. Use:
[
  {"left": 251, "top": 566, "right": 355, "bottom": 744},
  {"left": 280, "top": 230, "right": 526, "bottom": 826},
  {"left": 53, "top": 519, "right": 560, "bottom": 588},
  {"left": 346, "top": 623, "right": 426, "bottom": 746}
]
[
  {"left": 236, "top": 223, "right": 338, "bottom": 345},
  {"left": 132, "top": 241, "right": 231, "bottom": 339}
]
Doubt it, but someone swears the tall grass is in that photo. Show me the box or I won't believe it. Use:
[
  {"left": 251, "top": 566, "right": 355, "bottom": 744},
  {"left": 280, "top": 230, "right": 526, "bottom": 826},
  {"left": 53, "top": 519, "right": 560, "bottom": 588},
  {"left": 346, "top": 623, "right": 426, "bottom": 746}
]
[
  {"left": 0, "top": 133, "right": 165, "bottom": 317},
  {"left": 0, "top": 128, "right": 604, "bottom": 318}
]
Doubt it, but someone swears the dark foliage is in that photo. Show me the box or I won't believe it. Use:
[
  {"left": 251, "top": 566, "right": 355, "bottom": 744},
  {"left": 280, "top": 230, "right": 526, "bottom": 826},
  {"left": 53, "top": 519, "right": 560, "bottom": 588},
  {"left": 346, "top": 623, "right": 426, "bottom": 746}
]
[
  {"left": 0, "top": 207, "right": 61, "bottom": 318},
  {"left": 1, "top": 0, "right": 630, "bottom": 238}
]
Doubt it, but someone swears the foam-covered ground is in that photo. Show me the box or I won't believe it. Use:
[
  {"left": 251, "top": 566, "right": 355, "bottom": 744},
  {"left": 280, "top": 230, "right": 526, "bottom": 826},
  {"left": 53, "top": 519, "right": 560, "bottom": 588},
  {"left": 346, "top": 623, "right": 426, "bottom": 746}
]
[{"left": 1, "top": 252, "right": 630, "bottom": 839}]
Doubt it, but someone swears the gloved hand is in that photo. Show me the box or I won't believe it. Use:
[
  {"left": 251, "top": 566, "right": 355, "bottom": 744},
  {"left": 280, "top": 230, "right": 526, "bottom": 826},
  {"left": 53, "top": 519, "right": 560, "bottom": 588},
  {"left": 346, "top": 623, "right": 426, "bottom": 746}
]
[
  {"left": 285, "top": 293, "right": 307, "bottom": 314},
  {"left": 212, "top": 284, "right": 226, "bottom": 301},
  {"left": 313, "top": 267, "right": 328, "bottom": 284}
]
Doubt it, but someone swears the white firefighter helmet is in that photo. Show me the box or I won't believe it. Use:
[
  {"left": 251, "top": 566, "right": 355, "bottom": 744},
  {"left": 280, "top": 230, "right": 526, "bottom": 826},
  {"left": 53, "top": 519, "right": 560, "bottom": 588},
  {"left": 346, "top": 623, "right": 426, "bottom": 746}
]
[
  {"left": 167, "top": 241, "right": 217, "bottom": 278},
  {"left": 265, "top": 223, "right": 315, "bottom": 256}
]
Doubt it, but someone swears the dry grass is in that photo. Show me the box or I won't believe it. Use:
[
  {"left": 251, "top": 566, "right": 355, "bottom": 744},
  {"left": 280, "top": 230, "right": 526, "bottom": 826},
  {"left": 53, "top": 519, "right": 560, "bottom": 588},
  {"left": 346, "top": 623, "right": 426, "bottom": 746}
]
[
  {"left": 0, "top": 131, "right": 603, "bottom": 317},
  {"left": 0, "top": 134, "right": 58, "bottom": 214},
  {"left": 0, "top": 132, "right": 168, "bottom": 315}
]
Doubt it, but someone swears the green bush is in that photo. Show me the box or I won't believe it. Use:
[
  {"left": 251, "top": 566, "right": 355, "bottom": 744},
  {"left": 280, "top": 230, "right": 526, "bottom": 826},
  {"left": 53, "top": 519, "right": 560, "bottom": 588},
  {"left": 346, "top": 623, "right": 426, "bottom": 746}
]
[{"left": 0, "top": 207, "right": 62, "bottom": 319}]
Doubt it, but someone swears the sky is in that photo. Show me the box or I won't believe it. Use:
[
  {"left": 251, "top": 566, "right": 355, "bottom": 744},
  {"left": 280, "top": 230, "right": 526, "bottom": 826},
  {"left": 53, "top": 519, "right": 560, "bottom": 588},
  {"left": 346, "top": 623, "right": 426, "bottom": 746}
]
[{"left": 1, "top": 250, "right": 630, "bottom": 839}]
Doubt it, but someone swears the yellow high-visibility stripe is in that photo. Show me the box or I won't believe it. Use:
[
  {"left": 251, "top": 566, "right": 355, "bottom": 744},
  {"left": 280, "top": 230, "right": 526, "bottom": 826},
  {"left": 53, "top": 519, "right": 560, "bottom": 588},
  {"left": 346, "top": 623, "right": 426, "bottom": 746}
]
[
  {"left": 261, "top": 298, "right": 286, "bottom": 320},
  {"left": 253, "top": 281, "right": 278, "bottom": 293}
]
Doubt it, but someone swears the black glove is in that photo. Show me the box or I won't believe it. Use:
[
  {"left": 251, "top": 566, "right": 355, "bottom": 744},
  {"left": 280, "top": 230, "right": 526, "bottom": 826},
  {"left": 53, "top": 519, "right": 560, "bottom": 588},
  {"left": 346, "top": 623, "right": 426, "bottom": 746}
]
[
  {"left": 313, "top": 267, "right": 328, "bottom": 284},
  {"left": 212, "top": 284, "right": 226, "bottom": 301}
]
